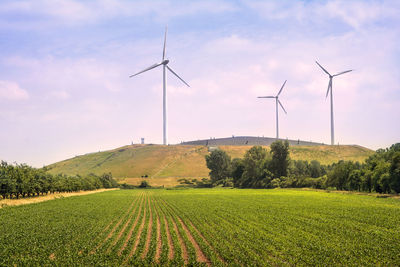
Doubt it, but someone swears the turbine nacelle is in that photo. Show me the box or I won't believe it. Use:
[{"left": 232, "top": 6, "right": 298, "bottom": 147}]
[{"left": 162, "top": 59, "right": 169, "bottom": 65}]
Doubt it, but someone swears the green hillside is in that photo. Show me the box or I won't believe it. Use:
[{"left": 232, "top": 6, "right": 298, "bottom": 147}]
[{"left": 46, "top": 144, "right": 374, "bottom": 186}]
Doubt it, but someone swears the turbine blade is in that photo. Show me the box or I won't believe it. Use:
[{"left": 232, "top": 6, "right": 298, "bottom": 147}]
[
  {"left": 166, "top": 65, "right": 190, "bottom": 87},
  {"left": 277, "top": 80, "right": 287, "bottom": 96},
  {"left": 333, "top": 69, "right": 352, "bottom": 77},
  {"left": 278, "top": 99, "right": 287, "bottom": 114},
  {"left": 257, "top": 96, "right": 275, "bottom": 98},
  {"left": 315, "top": 61, "right": 331, "bottom": 76},
  {"left": 162, "top": 26, "right": 167, "bottom": 60},
  {"left": 129, "top": 62, "right": 162, "bottom": 78},
  {"left": 325, "top": 79, "right": 332, "bottom": 98}
]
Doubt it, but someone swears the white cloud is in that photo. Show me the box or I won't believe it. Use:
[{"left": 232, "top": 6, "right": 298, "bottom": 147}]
[
  {"left": 246, "top": 0, "right": 400, "bottom": 29},
  {"left": 49, "top": 90, "right": 70, "bottom": 99},
  {"left": 0, "top": 80, "right": 29, "bottom": 100},
  {"left": 41, "top": 113, "right": 63, "bottom": 122},
  {"left": 0, "top": 0, "right": 236, "bottom": 27},
  {"left": 205, "top": 35, "right": 255, "bottom": 53},
  {"left": 321, "top": 0, "right": 399, "bottom": 29}
]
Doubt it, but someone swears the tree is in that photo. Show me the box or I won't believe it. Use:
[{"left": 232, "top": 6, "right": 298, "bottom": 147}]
[
  {"left": 100, "top": 172, "right": 118, "bottom": 188},
  {"left": 389, "top": 151, "right": 400, "bottom": 193},
  {"left": 371, "top": 161, "right": 390, "bottom": 193},
  {"left": 290, "top": 160, "right": 308, "bottom": 178},
  {"left": 231, "top": 158, "right": 245, "bottom": 187},
  {"left": 205, "top": 149, "right": 231, "bottom": 185},
  {"left": 0, "top": 161, "right": 15, "bottom": 199},
  {"left": 270, "top": 140, "right": 290, "bottom": 178},
  {"left": 348, "top": 169, "right": 362, "bottom": 191},
  {"left": 361, "top": 170, "right": 372, "bottom": 192},
  {"left": 309, "top": 160, "right": 325, "bottom": 178},
  {"left": 239, "top": 146, "right": 273, "bottom": 188},
  {"left": 139, "top": 180, "right": 150, "bottom": 188},
  {"left": 327, "top": 161, "right": 343, "bottom": 190},
  {"left": 326, "top": 161, "right": 361, "bottom": 191}
]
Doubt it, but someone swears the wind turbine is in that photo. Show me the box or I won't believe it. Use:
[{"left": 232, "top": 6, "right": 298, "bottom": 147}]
[
  {"left": 315, "top": 61, "right": 352, "bottom": 145},
  {"left": 258, "top": 80, "right": 287, "bottom": 139},
  {"left": 130, "top": 27, "right": 190, "bottom": 145}
]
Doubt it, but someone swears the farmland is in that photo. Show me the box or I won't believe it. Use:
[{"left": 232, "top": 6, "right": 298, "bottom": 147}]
[{"left": 1, "top": 189, "right": 399, "bottom": 266}]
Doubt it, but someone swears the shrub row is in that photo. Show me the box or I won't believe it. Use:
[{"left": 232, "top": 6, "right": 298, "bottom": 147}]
[
  {"left": 205, "top": 141, "right": 400, "bottom": 194},
  {"left": 0, "top": 161, "right": 118, "bottom": 199}
]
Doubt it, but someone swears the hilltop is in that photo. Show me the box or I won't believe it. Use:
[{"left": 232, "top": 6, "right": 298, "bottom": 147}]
[
  {"left": 46, "top": 142, "right": 374, "bottom": 187},
  {"left": 181, "top": 136, "right": 324, "bottom": 146}
]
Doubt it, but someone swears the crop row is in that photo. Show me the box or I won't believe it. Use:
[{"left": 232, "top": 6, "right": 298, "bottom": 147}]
[{"left": 81, "top": 191, "right": 222, "bottom": 266}]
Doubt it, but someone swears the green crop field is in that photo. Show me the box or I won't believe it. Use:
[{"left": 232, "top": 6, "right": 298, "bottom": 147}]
[
  {"left": 45, "top": 144, "right": 374, "bottom": 187},
  {"left": 1, "top": 189, "right": 399, "bottom": 266}
]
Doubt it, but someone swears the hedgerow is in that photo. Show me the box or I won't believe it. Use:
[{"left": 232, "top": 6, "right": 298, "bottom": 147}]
[{"left": 0, "top": 161, "right": 118, "bottom": 199}]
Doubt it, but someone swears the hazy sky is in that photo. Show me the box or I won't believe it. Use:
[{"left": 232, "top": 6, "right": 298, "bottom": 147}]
[{"left": 1, "top": 0, "right": 399, "bottom": 167}]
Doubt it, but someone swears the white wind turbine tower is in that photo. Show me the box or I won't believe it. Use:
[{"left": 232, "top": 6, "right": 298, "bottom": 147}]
[
  {"left": 130, "top": 27, "right": 190, "bottom": 145},
  {"left": 258, "top": 80, "right": 287, "bottom": 139},
  {"left": 315, "top": 61, "right": 352, "bottom": 146}
]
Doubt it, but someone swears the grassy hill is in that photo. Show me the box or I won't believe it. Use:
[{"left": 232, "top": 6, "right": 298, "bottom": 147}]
[{"left": 46, "top": 144, "right": 374, "bottom": 187}]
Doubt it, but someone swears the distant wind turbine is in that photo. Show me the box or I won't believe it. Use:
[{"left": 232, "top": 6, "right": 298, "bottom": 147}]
[
  {"left": 258, "top": 80, "right": 287, "bottom": 139},
  {"left": 129, "top": 27, "right": 190, "bottom": 145},
  {"left": 315, "top": 61, "right": 352, "bottom": 146}
]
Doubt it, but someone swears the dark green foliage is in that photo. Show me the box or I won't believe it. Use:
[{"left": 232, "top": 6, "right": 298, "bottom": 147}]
[
  {"left": 276, "top": 175, "right": 326, "bottom": 189},
  {"left": 326, "top": 161, "right": 361, "bottom": 190},
  {"left": 348, "top": 169, "right": 362, "bottom": 191},
  {"left": 360, "top": 143, "right": 400, "bottom": 194},
  {"left": 269, "top": 140, "right": 290, "bottom": 178},
  {"left": 203, "top": 142, "right": 400, "bottom": 194},
  {"left": 205, "top": 149, "right": 231, "bottom": 185},
  {"left": 177, "top": 178, "right": 195, "bottom": 186},
  {"left": 289, "top": 160, "right": 327, "bottom": 179},
  {"left": 0, "top": 161, "right": 118, "bottom": 199},
  {"left": 390, "top": 152, "right": 400, "bottom": 193},
  {"left": 237, "top": 146, "right": 273, "bottom": 188},
  {"left": 138, "top": 180, "right": 150, "bottom": 188},
  {"left": 321, "top": 143, "right": 400, "bottom": 194},
  {"left": 309, "top": 160, "right": 325, "bottom": 178},
  {"left": 270, "top": 142, "right": 400, "bottom": 193},
  {"left": 178, "top": 178, "right": 213, "bottom": 188},
  {"left": 231, "top": 158, "right": 245, "bottom": 187},
  {"left": 219, "top": 177, "right": 234, "bottom": 187},
  {"left": 232, "top": 142, "right": 290, "bottom": 188},
  {"left": 100, "top": 172, "right": 119, "bottom": 188},
  {"left": 119, "top": 183, "right": 136, "bottom": 189}
]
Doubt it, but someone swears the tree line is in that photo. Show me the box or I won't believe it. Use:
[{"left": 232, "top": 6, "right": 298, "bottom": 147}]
[
  {"left": 205, "top": 141, "right": 400, "bottom": 194},
  {"left": 0, "top": 161, "right": 118, "bottom": 199}
]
